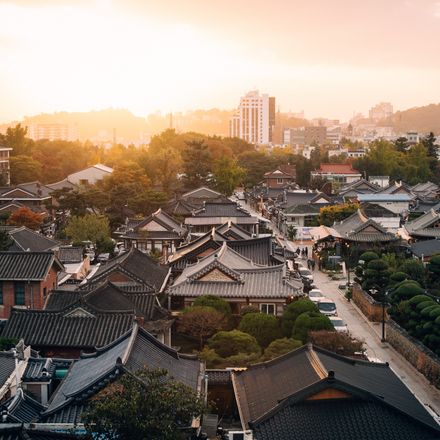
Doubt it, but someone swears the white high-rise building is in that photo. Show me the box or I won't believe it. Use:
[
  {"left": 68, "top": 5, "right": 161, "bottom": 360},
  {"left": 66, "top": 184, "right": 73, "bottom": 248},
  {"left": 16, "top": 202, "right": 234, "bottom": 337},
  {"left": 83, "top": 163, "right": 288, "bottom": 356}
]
[{"left": 229, "top": 90, "right": 275, "bottom": 145}]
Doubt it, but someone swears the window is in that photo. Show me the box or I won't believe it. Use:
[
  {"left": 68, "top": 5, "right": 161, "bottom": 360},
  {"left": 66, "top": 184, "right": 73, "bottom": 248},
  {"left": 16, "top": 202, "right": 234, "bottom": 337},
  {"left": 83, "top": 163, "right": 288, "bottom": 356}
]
[
  {"left": 277, "top": 178, "right": 284, "bottom": 184},
  {"left": 14, "top": 282, "right": 25, "bottom": 305},
  {"left": 260, "top": 303, "right": 275, "bottom": 314},
  {"left": 0, "top": 282, "right": 3, "bottom": 305}
]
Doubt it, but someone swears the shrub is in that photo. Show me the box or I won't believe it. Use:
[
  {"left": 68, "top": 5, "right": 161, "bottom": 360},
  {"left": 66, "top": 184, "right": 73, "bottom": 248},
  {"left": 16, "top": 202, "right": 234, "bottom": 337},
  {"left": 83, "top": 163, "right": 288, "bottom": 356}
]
[
  {"left": 359, "top": 251, "right": 379, "bottom": 264},
  {"left": 193, "top": 295, "right": 232, "bottom": 316},
  {"left": 240, "top": 305, "right": 260, "bottom": 316},
  {"left": 281, "top": 299, "right": 318, "bottom": 336},
  {"left": 389, "top": 271, "right": 408, "bottom": 284},
  {"left": 308, "top": 331, "right": 365, "bottom": 356},
  {"left": 207, "top": 330, "right": 260, "bottom": 358},
  {"left": 398, "top": 259, "right": 425, "bottom": 284},
  {"left": 292, "top": 312, "right": 333, "bottom": 343},
  {"left": 261, "top": 338, "right": 303, "bottom": 361},
  {"left": 238, "top": 313, "right": 281, "bottom": 348},
  {"left": 391, "top": 281, "right": 425, "bottom": 303}
]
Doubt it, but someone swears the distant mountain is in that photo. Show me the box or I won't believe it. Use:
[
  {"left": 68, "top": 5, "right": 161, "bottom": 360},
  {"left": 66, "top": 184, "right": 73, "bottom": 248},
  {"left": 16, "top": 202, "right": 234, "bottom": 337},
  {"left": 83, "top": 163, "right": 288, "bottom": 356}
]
[{"left": 390, "top": 104, "right": 440, "bottom": 135}]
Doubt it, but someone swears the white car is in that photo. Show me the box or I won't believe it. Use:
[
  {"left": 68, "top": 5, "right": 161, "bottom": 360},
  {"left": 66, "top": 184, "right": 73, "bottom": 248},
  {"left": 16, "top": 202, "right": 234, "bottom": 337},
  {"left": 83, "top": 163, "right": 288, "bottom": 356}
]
[
  {"left": 329, "top": 317, "right": 348, "bottom": 332},
  {"left": 308, "top": 289, "right": 326, "bottom": 304},
  {"left": 318, "top": 299, "right": 337, "bottom": 316},
  {"left": 298, "top": 267, "right": 314, "bottom": 283}
]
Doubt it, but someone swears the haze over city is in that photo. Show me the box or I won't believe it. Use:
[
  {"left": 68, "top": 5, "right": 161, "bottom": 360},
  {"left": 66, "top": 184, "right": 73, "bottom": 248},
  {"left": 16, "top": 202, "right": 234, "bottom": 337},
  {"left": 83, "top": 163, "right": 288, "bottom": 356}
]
[{"left": 1, "top": 0, "right": 440, "bottom": 123}]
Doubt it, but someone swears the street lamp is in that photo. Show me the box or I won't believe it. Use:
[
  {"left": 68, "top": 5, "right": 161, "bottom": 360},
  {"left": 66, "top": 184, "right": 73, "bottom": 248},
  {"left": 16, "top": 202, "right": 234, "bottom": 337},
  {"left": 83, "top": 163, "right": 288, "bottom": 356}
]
[{"left": 371, "top": 285, "right": 389, "bottom": 342}]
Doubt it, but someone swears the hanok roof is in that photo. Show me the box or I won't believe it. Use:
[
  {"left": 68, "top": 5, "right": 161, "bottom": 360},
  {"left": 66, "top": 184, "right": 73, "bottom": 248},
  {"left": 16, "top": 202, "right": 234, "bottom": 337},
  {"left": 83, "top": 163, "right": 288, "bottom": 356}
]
[
  {"left": 216, "top": 221, "right": 252, "bottom": 240},
  {"left": 21, "top": 357, "right": 57, "bottom": 382},
  {"left": 264, "top": 168, "right": 295, "bottom": 179},
  {"left": 411, "top": 181, "right": 439, "bottom": 198},
  {"left": 0, "top": 182, "right": 52, "bottom": 200},
  {"left": 0, "top": 352, "right": 16, "bottom": 389},
  {"left": 314, "top": 164, "right": 361, "bottom": 175},
  {"left": 250, "top": 376, "right": 440, "bottom": 440},
  {"left": 0, "top": 389, "right": 46, "bottom": 423},
  {"left": 57, "top": 246, "right": 83, "bottom": 264},
  {"left": 227, "top": 237, "right": 276, "bottom": 266},
  {"left": 122, "top": 208, "right": 185, "bottom": 240},
  {"left": 43, "top": 324, "right": 203, "bottom": 424},
  {"left": 377, "top": 181, "right": 413, "bottom": 195},
  {"left": 45, "top": 281, "right": 164, "bottom": 322},
  {"left": 278, "top": 191, "right": 321, "bottom": 209},
  {"left": 181, "top": 186, "right": 222, "bottom": 200},
  {"left": 357, "top": 194, "right": 413, "bottom": 203},
  {"left": 283, "top": 204, "right": 322, "bottom": 216},
  {"left": 339, "top": 178, "right": 379, "bottom": 195},
  {"left": 190, "top": 202, "right": 254, "bottom": 218},
  {"left": 0, "top": 227, "right": 59, "bottom": 252},
  {"left": 88, "top": 247, "right": 169, "bottom": 291},
  {"left": 0, "top": 252, "right": 63, "bottom": 281},
  {"left": 232, "top": 344, "right": 439, "bottom": 432},
  {"left": 411, "top": 239, "right": 440, "bottom": 258},
  {"left": 406, "top": 209, "right": 440, "bottom": 232},
  {"left": 168, "top": 245, "right": 302, "bottom": 299},
  {"left": 1, "top": 307, "right": 135, "bottom": 349}
]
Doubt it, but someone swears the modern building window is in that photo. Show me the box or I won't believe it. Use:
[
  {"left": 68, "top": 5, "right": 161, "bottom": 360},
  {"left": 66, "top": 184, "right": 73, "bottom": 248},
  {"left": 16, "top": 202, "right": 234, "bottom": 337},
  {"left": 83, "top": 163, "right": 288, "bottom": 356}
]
[
  {"left": 14, "top": 282, "right": 25, "bottom": 305},
  {"left": 260, "top": 303, "right": 275, "bottom": 314}
]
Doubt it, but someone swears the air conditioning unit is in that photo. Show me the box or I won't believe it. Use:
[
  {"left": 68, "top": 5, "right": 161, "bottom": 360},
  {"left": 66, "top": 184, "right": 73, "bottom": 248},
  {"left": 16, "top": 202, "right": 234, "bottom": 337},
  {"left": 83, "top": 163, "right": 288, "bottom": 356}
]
[{"left": 228, "top": 431, "right": 253, "bottom": 440}]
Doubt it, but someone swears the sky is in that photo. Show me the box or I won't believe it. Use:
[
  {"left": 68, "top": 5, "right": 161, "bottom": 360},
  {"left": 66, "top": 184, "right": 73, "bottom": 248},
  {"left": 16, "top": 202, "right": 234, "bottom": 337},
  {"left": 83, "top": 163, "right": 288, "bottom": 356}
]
[{"left": 1, "top": 0, "right": 440, "bottom": 123}]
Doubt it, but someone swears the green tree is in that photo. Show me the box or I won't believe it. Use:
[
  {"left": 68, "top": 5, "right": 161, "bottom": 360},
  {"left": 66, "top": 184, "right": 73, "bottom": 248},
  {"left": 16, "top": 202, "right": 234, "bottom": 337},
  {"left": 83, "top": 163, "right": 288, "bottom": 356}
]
[
  {"left": 317, "top": 203, "right": 359, "bottom": 226},
  {"left": 403, "top": 143, "right": 433, "bottom": 184},
  {"left": 181, "top": 140, "right": 212, "bottom": 188},
  {"left": 207, "top": 330, "right": 260, "bottom": 358},
  {"left": 281, "top": 299, "right": 318, "bottom": 336},
  {"left": 64, "top": 214, "right": 110, "bottom": 245},
  {"left": 261, "top": 338, "right": 303, "bottom": 361},
  {"left": 212, "top": 156, "right": 244, "bottom": 196},
  {"left": 428, "top": 254, "right": 440, "bottom": 289},
  {"left": 394, "top": 137, "right": 409, "bottom": 153},
  {"left": 177, "top": 306, "right": 228, "bottom": 349},
  {"left": 292, "top": 311, "right": 333, "bottom": 343},
  {"left": 193, "top": 295, "right": 232, "bottom": 317},
  {"left": 0, "top": 230, "right": 12, "bottom": 251},
  {"left": 237, "top": 150, "right": 276, "bottom": 187},
  {"left": 0, "top": 124, "right": 33, "bottom": 156},
  {"left": 361, "top": 258, "right": 390, "bottom": 293},
  {"left": 9, "top": 155, "right": 42, "bottom": 184},
  {"left": 83, "top": 367, "right": 204, "bottom": 440},
  {"left": 238, "top": 312, "right": 282, "bottom": 348},
  {"left": 398, "top": 259, "right": 426, "bottom": 285}
]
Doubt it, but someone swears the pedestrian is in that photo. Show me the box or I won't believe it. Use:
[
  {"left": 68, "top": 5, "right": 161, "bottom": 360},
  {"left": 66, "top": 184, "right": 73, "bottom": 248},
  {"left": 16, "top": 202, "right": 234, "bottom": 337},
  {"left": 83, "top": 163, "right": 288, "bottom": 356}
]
[
  {"left": 305, "top": 247, "right": 308, "bottom": 257},
  {"left": 311, "top": 259, "right": 316, "bottom": 271},
  {"left": 296, "top": 247, "right": 300, "bottom": 255}
]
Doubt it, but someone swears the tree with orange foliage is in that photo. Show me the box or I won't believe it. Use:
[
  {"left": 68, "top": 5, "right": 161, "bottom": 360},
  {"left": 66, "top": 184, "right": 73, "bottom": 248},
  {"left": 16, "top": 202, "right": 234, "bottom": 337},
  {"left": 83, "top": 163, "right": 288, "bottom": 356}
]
[{"left": 7, "top": 207, "right": 43, "bottom": 230}]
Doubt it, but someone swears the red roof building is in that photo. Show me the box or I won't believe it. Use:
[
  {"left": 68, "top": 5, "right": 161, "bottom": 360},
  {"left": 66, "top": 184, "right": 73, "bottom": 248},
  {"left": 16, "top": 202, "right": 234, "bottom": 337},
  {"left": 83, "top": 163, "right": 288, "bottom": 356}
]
[{"left": 311, "top": 163, "right": 362, "bottom": 185}]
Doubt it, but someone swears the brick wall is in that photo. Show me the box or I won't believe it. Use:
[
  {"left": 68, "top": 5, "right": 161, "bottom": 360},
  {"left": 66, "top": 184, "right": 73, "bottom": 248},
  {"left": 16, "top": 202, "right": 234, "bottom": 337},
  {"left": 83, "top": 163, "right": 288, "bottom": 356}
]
[
  {"left": 352, "top": 283, "right": 385, "bottom": 322},
  {"left": 386, "top": 320, "right": 440, "bottom": 388},
  {"left": 0, "top": 266, "right": 59, "bottom": 319}
]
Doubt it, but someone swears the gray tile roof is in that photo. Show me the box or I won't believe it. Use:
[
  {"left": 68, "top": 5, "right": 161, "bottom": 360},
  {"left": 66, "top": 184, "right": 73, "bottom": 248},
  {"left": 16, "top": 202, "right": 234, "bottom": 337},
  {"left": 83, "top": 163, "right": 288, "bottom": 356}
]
[
  {"left": 232, "top": 345, "right": 439, "bottom": 431},
  {"left": 57, "top": 246, "right": 83, "bottom": 263},
  {"left": 3, "top": 227, "right": 59, "bottom": 252},
  {"left": 43, "top": 325, "right": 203, "bottom": 424},
  {"left": 192, "top": 202, "right": 252, "bottom": 218},
  {"left": 251, "top": 382, "right": 440, "bottom": 440},
  {"left": 89, "top": 247, "right": 169, "bottom": 291},
  {"left": 216, "top": 222, "right": 252, "bottom": 240},
  {"left": 406, "top": 209, "right": 440, "bottom": 233},
  {"left": 411, "top": 239, "right": 440, "bottom": 258},
  {"left": 0, "top": 252, "right": 63, "bottom": 281},
  {"left": 1, "top": 307, "right": 135, "bottom": 349},
  {"left": 0, "top": 389, "right": 46, "bottom": 423},
  {"left": 169, "top": 247, "right": 302, "bottom": 299},
  {"left": 21, "top": 357, "right": 56, "bottom": 382},
  {"left": 0, "top": 352, "right": 16, "bottom": 388}
]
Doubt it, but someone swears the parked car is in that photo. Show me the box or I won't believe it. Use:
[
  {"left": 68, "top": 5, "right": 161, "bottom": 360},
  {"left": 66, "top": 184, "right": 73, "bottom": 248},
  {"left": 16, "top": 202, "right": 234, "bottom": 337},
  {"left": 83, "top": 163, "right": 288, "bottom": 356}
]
[
  {"left": 298, "top": 267, "right": 314, "bottom": 283},
  {"left": 329, "top": 317, "right": 348, "bottom": 332},
  {"left": 318, "top": 299, "right": 337, "bottom": 316},
  {"left": 308, "top": 289, "right": 326, "bottom": 304}
]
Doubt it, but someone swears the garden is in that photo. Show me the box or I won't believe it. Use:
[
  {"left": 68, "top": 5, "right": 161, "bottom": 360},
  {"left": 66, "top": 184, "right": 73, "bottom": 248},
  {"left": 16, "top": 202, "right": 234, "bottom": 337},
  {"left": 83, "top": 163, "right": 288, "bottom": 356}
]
[{"left": 173, "top": 295, "right": 364, "bottom": 368}]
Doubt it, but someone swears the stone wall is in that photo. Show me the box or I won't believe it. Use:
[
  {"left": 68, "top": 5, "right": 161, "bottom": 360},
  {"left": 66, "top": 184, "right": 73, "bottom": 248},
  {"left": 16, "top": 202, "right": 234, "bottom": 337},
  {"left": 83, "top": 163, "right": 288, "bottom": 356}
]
[
  {"left": 386, "top": 320, "right": 440, "bottom": 388},
  {"left": 351, "top": 283, "right": 384, "bottom": 322}
]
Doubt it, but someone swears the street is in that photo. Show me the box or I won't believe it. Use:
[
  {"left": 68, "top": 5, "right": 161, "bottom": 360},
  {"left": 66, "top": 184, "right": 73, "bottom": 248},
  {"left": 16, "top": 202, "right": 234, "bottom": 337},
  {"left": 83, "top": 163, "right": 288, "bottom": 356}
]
[{"left": 236, "top": 197, "right": 440, "bottom": 420}]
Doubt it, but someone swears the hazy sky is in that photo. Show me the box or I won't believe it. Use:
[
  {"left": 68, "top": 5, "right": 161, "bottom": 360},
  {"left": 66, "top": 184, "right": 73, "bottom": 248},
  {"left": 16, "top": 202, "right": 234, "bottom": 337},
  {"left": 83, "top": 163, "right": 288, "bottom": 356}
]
[{"left": 1, "top": 0, "right": 440, "bottom": 123}]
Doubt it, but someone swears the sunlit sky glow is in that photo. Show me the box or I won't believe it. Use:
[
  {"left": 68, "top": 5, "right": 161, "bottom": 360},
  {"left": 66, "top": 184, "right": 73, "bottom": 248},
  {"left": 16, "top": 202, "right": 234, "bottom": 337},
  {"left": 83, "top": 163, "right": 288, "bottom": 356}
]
[{"left": 1, "top": 0, "right": 440, "bottom": 122}]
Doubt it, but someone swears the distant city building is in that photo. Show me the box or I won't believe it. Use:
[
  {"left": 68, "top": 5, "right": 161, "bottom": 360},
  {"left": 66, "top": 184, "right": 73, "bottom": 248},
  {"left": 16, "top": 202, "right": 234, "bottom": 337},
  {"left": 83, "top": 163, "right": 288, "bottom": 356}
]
[
  {"left": 229, "top": 90, "right": 275, "bottom": 145},
  {"left": 0, "top": 146, "right": 12, "bottom": 185},
  {"left": 369, "top": 102, "right": 393, "bottom": 121},
  {"left": 406, "top": 131, "right": 421, "bottom": 144},
  {"left": 304, "top": 126, "right": 327, "bottom": 145},
  {"left": 326, "top": 127, "right": 341, "bottom": 145},
  {"left": 27, "top": 123, "right": 78, "bottom": 141},
  {"left": 283, "top": 127, "right": 305, "bottom": 146}
]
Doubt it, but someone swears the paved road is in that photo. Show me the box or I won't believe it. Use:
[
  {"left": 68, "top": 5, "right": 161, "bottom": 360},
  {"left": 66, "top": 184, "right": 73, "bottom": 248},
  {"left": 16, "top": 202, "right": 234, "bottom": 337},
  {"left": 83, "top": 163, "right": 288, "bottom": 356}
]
[
  {"left": 299, "top": 245, "right": 440, "bottom": 420},
  {"left": 237, "top": 198, "right": 440, "bottom": 419}
]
